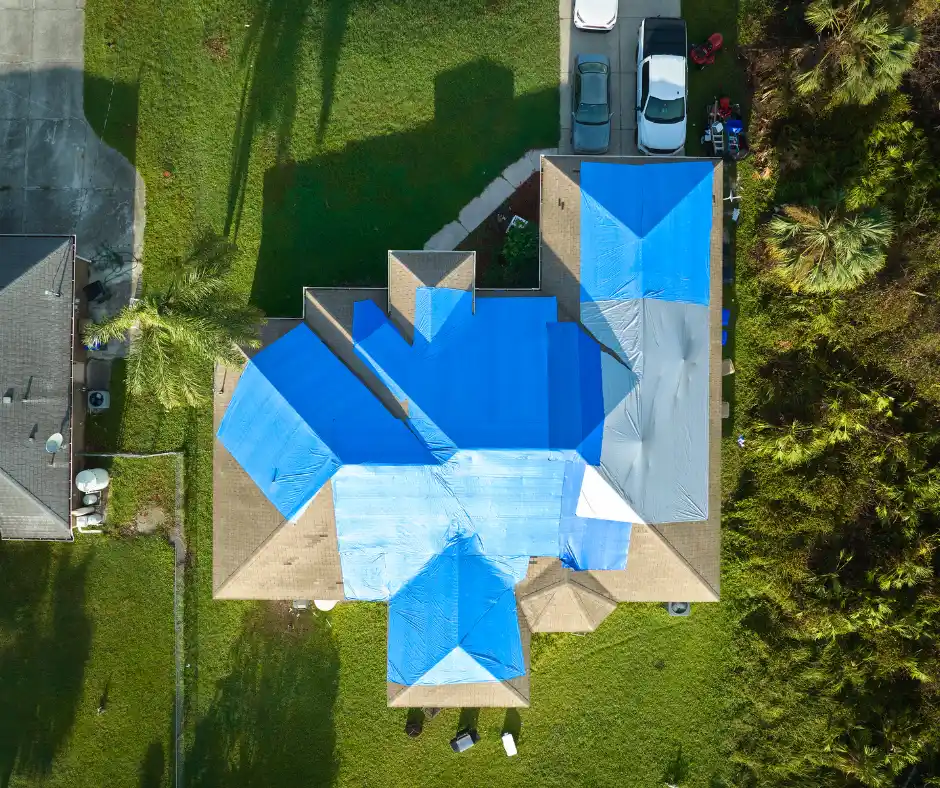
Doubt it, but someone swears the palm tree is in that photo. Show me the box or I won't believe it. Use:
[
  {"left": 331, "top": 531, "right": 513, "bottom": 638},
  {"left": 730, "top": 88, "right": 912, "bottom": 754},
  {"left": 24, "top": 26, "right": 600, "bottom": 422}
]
[
  {"left": 795, "top": 0, "right": 919, "bottom": 106},
  {"left": 766, "top": 205, "right": 894, "bottom": 293},
  {"left": 84, "top": 234, "right": 263, "bottom": 409}
]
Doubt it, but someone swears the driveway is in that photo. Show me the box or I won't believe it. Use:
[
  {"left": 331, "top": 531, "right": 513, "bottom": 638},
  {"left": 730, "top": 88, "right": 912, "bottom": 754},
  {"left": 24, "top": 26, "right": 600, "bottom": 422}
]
[
  {"left": 0, "top": 0, "right": 144, "bottom": 317},
  {"left": 559, "top": 0, "right": 682, "bottom": 155}
]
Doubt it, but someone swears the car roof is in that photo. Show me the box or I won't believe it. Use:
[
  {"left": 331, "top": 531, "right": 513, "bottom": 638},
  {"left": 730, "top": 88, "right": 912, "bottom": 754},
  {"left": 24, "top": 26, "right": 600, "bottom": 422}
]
[
  {"left": 574, "top": 0, "right": 618, "bottom": 23},
  {"left": 579, "top": 71, "right": 608, "bottom": 105},
  {"left": 642, "top": 17, "right": 687, "bottom": 57},
  {"left": 647, "top": 55, "right": 685, "bottom": 93}
]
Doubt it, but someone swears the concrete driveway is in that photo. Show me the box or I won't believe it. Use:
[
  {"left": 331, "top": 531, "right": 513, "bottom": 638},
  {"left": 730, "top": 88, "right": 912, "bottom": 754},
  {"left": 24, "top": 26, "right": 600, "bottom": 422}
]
[
  {"left": 0, "top": 0, "right": 144, "bottom": 318},
  {"left": 559, "top": 0, "right": 682, "bottom": 155}
]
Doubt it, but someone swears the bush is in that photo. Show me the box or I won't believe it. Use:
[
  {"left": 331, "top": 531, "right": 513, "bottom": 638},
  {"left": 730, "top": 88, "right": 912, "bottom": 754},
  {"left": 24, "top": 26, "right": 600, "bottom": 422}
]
[{"left": 496, "top": 220, "right": 539, "bottom": 287}]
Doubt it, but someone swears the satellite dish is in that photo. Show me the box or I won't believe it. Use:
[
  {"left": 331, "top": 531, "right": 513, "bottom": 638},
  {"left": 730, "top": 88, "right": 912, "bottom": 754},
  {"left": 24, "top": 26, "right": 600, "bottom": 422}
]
[{"left": 45, "top": 432, "right": 63, "bottom": 466}]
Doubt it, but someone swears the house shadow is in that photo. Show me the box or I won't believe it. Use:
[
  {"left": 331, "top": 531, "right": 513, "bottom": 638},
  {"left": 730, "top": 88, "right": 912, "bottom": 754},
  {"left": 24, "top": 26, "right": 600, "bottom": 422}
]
[
  {"left": 0, "top": 545, "right": 93, "bottom": 787},
  {"left": 185, "top": 604, "right": 340, "bottom": 788},
  {"left": 250, "top": 59, "right": 558, "bottom": 315}
]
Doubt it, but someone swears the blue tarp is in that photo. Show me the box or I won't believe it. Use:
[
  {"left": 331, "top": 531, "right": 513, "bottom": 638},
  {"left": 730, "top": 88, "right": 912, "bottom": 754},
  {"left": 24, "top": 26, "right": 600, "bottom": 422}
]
[
  {"left": 354, "top": 290, "right": 558, "bottom": 454},
  {"left": 217, "top": 325, "right": 433, "bottom": 521},
  {"left": 387, "top": 533, "right": 525, "bottom": 685},
  {"left": 580, "top": 161, "right": 713, "bottom": 306},
  {"left": 559, "top": 461, "right": 632, "bottom": 571},
  {"left": 217, "top": 159, "right": 717, "bottom": 686},
  {"left": 578, "top": 162, "right": 713, "bottom": 524},
  {"left": 333, "top": 450, "right": 562, "bottom": 600}
]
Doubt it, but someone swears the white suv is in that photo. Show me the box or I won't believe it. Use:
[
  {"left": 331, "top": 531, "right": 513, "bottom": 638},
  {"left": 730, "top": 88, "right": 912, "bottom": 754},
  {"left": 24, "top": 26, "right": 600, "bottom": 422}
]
[{"left": 635, "top": 17, "right": 688, "bottom": 155}]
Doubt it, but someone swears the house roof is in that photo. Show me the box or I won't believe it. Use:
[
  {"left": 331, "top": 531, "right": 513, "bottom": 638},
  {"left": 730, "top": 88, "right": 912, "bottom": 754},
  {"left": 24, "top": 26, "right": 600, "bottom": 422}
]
[
  {"left": 517, "top": 557, "right": 617, "bottom": 632},
  {"left": 387, "top": 596, "right": 531, "bottom": 708},
  {"left": 0, "top": 235, "right": 74, "bottom": 541},
  {"left": 212, "top": 157, "right": 723, "bottom": 702},
  {"left": 213, "top": 363, "right": 345, "bottom": 600}
]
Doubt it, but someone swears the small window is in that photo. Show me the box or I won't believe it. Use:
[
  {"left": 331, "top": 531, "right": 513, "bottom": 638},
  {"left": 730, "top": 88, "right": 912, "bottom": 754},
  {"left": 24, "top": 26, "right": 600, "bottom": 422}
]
[{"left": 641, "top": 63, "right": 650, "bottom": 104}]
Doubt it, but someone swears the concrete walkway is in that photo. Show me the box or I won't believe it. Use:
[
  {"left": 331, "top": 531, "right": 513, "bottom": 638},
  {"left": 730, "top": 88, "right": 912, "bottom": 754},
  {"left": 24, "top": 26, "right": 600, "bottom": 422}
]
[
  {"left": 0, "top": 0, "right": 145, "bottom": 319},
  {"left": 424, "top": 148, "right": 556, "bottom": 251},
  {"left": 559, "top": 0, "right": 682, "bottom": 155}
]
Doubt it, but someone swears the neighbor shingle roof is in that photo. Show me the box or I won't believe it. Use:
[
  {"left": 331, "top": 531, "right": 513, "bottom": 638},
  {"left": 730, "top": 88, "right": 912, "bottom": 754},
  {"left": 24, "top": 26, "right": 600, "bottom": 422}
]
[{"left": 0, "top": 235, "right": 74, "bottom": 541}]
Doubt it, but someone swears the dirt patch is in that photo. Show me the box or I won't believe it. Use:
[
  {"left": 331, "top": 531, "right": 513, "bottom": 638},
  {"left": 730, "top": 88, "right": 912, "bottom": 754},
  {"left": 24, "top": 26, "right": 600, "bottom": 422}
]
[
  {"left": 134, "top": 505, "right": 167, "bottom": 535},
  {"left": 204, "top": 33, "right": 230, "bottom": 61},
  {"left": 458, "top": 173, "right": 540, "bottom": 287}
]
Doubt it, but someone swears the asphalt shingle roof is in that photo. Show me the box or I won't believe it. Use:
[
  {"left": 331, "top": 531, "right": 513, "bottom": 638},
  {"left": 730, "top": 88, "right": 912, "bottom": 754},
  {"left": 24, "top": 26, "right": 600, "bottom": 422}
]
[{"left": 0, "top": 235, "right": 74, "bottom": 540}]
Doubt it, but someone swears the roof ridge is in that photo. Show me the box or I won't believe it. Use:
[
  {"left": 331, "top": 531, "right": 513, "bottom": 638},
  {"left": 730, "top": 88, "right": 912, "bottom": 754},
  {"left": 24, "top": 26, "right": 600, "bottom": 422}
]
[
  {"left": 213, "top": 514, "right": 291, "bottom": 596},
  {"left": 566, "top": 581, "right": 595, "bottom": 625},
  {"left": 647, "top": 524, "right": 719, "bottom": 600},
  {"left": 0, "top": 464, "right": 70, "bottom": 529},
  {"left": 525, "top": 585, "right": 562, "bottom": 629},
  {"left": 569, "top": 575, "right": 616, "bottom": 607}
]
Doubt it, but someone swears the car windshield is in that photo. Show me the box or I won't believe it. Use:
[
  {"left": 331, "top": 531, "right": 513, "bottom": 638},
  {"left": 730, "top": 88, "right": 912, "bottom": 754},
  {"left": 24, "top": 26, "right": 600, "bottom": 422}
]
[
  {"left": 644, "top": 95, "right": 685, "bottom": 123},
  {"left": 575, "top": 102, "right": 609, "bottom": 124}
]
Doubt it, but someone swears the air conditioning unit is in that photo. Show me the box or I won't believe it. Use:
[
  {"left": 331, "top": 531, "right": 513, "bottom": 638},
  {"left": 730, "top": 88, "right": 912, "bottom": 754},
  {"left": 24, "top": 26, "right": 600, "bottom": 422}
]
[{"left": 87, "top": 390, "right": 110, "bottom": 414}]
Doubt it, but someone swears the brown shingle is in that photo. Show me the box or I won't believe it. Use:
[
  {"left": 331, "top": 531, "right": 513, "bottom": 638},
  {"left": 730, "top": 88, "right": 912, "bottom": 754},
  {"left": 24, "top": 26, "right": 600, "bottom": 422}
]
[{"left": 387, "top": 251, "right": 475, "bottom": 342}]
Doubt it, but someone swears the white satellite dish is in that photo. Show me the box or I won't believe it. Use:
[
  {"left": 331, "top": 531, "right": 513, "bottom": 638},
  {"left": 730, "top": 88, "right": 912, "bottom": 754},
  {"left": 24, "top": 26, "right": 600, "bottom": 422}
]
[{"left": 45, "top": 433, "right": 63, "bottom": 466}]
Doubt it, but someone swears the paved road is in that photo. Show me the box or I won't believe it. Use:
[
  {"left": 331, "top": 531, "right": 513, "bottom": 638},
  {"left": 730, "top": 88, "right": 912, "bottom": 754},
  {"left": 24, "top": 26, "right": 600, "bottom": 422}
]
[
  {"left": 559, "top": 0, "right": 682, "bottom": 155},
  {"left": 0, "top": 0, "right": 144, "bottom": 311}
]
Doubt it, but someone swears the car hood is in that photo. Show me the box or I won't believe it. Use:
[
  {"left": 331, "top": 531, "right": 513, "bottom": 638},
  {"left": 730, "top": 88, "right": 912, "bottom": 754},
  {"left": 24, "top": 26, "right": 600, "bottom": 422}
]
[
  {"left": 575, "top": 0, "right": 618, "bottom": 26},
  {"left": 573, "top": 120, "right": 611, "bottom": 153},
  {"left": 638, "top": 115, "right": 685, "bottom": 153}
]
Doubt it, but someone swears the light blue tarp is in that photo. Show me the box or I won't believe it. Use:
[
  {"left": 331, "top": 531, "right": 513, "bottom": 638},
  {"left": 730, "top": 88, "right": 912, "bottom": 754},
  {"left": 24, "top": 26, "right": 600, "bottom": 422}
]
[
  {"left": 578, "top": 161, "right": 713, "bottom": 524},
  {"left": 580, "top": 161, "right": 713, "bottom": 306},
  {"left": 559, "top": 460, "right": 632, "bottom": 570},
  {"left": 333, "top": 450, "right": 562, "bottom": 600},
  {"left": 217, "top": 325, "right": 433, "bottom": 521},
  {"left": 387, "top": 533, "right": 525, "bottom": 685}
]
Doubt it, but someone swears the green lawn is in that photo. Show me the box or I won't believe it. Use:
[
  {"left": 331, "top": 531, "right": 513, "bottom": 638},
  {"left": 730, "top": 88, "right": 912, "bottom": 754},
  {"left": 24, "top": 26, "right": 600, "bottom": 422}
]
[
  {"left": 183, "top": 601, "right": 731, "bottom": 788},
  {"left": 85, "top": 0, "right": 559, "bottom": 315},
  {"left": 685, "top": 0, "right": 748, "bottom": 156},
  {"left": 81, "top": 0, "right": 739, "bottom": 785},
  {"left": 0, "top": 538, "right": 175, "bottom": 788}
]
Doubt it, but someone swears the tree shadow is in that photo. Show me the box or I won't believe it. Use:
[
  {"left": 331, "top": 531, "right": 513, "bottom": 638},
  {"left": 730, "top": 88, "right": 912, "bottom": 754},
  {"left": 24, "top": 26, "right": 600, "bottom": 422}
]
[
  {"left": 225, "top": 0, "right": 316, "bottom": 239},
  {"left": 0, "top": 545, "right": 93, "bottom": 787},
  {"left": 662, "top": 743, "right": 691, "bottom": 785},
  {"left": 138, "top": 741, "right": 165, "bottom": 788},
  {"left": 316, "top": 0, "right": 354, "bottom": 146},
  {"left": 250, "top": 59, "right": 557, "bottom": 314},
  {"left": 185, "top": 604, "right": 340, "bottom": 788}
]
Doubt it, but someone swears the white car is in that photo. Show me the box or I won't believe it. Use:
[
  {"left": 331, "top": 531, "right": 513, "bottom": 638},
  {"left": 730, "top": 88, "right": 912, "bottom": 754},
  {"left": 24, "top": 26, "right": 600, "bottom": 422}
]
[
  {"left": 573, "top": 0, "right": 618, "bottom": 31},
  {"left": 635, "top": 17, "right": 688, "bottom": 155}
]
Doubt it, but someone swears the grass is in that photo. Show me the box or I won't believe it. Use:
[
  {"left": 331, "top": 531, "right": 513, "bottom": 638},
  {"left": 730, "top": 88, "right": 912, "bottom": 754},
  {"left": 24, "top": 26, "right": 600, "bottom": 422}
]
[
  {"left": 99, "top": 456, "right": 178, "bottom": 534},
  {"left": 685, "top": 0, "right": 749, "bottom": 156},
  {"left": 183, "top": 600, "right": 732, "bottom": 788},
  {"left": 0, "top": 538, "right": 175, "bottom": 788},
  {"left": 85, "top": 0, "right": 559, "bottom": 315},
  {"left": 78, "top": 0, "right": 745, "bottom": 784}
]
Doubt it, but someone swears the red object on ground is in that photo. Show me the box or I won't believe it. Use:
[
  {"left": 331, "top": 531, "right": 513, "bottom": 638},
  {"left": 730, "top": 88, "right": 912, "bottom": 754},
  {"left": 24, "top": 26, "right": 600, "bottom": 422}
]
[
  {"left": 717, "top": 96, "right": 734, "bottom": 119},
  {"left": 690, "top": 33, "right": 724, "bottom": 67}
]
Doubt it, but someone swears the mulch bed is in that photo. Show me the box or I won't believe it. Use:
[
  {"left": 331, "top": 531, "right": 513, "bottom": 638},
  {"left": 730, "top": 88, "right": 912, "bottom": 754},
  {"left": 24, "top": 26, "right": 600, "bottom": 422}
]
[{"left": 458, "top": 173, "right": 540, "bottom": 287}]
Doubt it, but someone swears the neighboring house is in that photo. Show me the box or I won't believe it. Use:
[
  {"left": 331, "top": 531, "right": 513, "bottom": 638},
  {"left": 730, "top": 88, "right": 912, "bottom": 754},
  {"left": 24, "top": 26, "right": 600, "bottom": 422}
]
[
  {"left": 212, "top": 156, "right": 723, "bottom": 707},
  {"left": 0, "top": 235, "right": 78, "bottom": 541}
]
